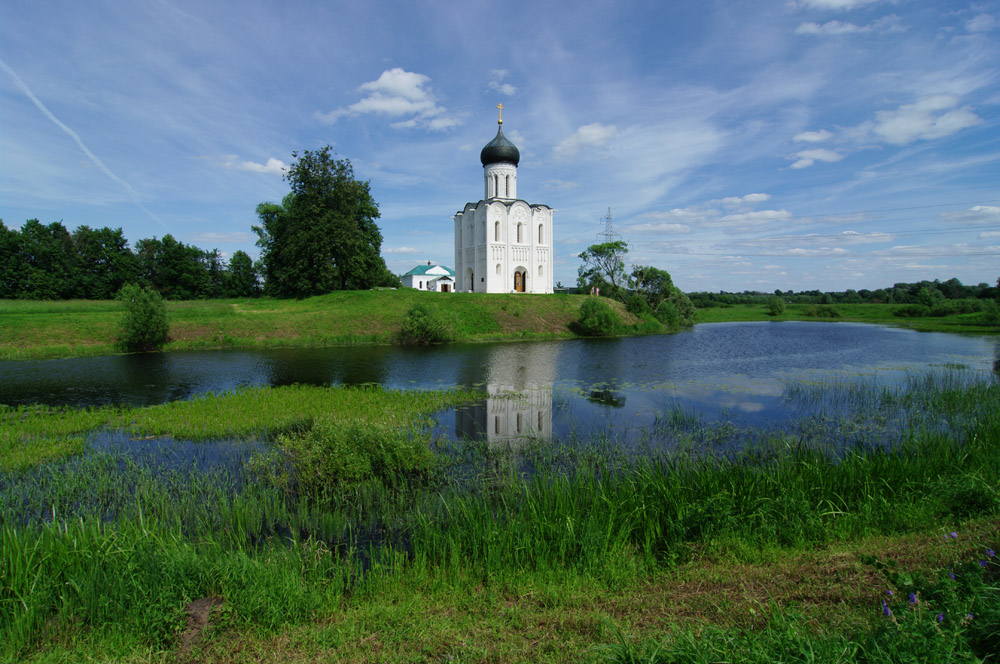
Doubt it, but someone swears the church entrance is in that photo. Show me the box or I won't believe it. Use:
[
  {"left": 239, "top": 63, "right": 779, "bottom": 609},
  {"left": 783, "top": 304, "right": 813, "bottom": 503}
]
[
  {"left": 466, "top": 268, "right": 474, "bottom": 293},
  {"left": 513, "top": 269, "right": 526, "bottom": 293}
]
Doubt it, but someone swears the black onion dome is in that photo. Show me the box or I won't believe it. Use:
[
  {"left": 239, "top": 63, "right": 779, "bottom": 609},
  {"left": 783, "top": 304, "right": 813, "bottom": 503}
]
[{"left": 480, "top": 125, "right": 520, "bottom": 166}]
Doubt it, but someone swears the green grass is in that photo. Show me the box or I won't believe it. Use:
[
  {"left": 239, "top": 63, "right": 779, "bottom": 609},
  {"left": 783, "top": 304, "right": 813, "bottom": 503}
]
[
  {"left": 0, "top": 292, "right": 645, "bottom": 360},
  {"left": 2, "top": 373, "right": 998, "bottom": 662},
  {"left": 694, "top": 302, "right": 1000, "bottom": 334}
]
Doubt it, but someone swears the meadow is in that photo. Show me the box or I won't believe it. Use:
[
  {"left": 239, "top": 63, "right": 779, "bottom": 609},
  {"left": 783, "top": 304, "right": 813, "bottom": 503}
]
[
  {"left": 1, "top": 372, "right": 998, "bottom": 662},
  {"left": 2, "top": 292, "right": 996, "bottom": 361}
]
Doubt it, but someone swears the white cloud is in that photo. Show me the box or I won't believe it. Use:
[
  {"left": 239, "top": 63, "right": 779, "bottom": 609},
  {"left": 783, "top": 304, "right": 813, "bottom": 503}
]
[
  {"left": 937, "top": 205, "right": 1000, "bottom": 225},
  {"left": 542, "top": 179, "right": 581, "bottom": 191},
  {"left": 719, "top": 209, "right": 792, "bottom": 223},
  {"left": 799, "top": 0, "right": 881, "bottom": 9},
  {"left": 628, "top": 223, "right": 692, "bottom": 234},
  {"left": 966, "top": 14, "right": 997, "bottom": 33},
  {"left": 315, "top": 68, "right": 459, "bottom": 131},
  {"left": 790, "top": 148, "right": 844, "bottom": 169},
  {"left": 552, "top": 123, "right": 619, "bottom": 160},
  {"left": 488, "top": 69, "right": 517, "bottom": 96},
  {"left": 188, "top": 231, "right": 255, "bottom": 244},
  {"left": 719, "top": 193, "right": 771, "bottom": 206},
  {"left": 872, "top": 95, "right": 982, "bottom": 145},
  {"left": 385, "top": 246, "right": 420, "bottom": 254},
  {"left": 795, "top": 15, "right": 902, "bottom": 35},
  {"left": 980, "top": 231, "right": 1000, "bottom": 238},
  {"left": 794, "top": 129, "right": 833, "bottom": 142},
  {"left": 796, "top": 20, "right": 866, "bottom": 35},
  {"left": 223, "top": 156, "right": 286, "bottom": 175}
]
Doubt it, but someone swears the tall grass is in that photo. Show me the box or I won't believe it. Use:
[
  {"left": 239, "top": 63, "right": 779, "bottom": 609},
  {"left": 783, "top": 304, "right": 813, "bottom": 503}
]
[{"left": 1, "top": 373, "right": 998, "bottom": 661}]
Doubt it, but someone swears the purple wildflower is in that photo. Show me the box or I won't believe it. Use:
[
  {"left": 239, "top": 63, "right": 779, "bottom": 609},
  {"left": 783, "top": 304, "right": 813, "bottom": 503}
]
[
  {"left": 949, "top": 569, "right": 956, "bottom": 580},
  {"left": 987, "top": 549, "right": 996, "bottom": 558},
  {"left": 951, "top": 531, "right": 958, "bottom": 539},
  {"left": 882, "top": 600, "right": 892, "bottom": 616},
  {"left": 887, "top": 589, "right": 894, "bottom": 596},
  {"left": 980, "top": 560, "right": 988, "bottom": 567},
  {"left": 937, "top": 613, "right": 944, "bottom": 622},
  {"left": 966, "top": 613, "right": 974, "bottom": 620},
  {"left": 909, "top": 593, "right": 917, "bottom": 605}
]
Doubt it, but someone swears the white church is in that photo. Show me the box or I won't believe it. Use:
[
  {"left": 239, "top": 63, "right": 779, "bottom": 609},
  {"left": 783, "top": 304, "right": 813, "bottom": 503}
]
[{"left": 453, "top": 106, "right": 555, "bottom": 294}]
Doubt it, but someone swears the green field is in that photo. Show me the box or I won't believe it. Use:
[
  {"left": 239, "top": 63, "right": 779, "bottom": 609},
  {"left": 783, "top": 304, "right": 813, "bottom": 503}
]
[{"left": 1, "top": 292, "right": 997, "bottom": 361}]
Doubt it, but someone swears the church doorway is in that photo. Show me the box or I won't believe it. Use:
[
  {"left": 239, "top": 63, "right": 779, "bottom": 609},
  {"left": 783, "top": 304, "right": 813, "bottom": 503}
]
[
  {"left": 513, "top": 269, "right": 526, "bottom": 293},
  {"left": 466, "top": 268, "right": 474, "bottom": 292}
]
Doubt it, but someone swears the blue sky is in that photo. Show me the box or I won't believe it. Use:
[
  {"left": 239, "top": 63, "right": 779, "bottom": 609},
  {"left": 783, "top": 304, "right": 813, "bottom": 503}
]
[{"left": 2, "top": 0, "right": 998, "bottom": 293}]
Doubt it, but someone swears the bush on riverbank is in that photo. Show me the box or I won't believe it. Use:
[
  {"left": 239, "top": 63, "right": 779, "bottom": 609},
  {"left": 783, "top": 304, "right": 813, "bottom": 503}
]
[
  {"left": 574, "top": 297, "right": 623, "bottom": 336},
  {"left": 115, "top": 283, "right": 169, "bottom": 352}
]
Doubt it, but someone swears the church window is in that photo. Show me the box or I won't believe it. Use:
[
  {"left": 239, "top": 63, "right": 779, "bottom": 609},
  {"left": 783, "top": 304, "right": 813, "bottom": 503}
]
[
  {"left": 494, "top": 416, "right": 499, "bottom": 434},
  {"left": 538, "top": 223, "right": 543, "bottom": 243},
  {"left": 538, "top": 411, "right": 543, "bottom": 430},
  {"left": 517, "top": 223, "right": 522, "bottom": 243},
  {"left": 494, "top": 221, "right": 499, "bottom": 241},
  {"left": 538, "top": 265, "right": 543, "bottom": 277},
  {"left": 505, "top": 175, "right": 510, "bottom": 197},
  {"left": 496, "top": 263, "right": 501, "bottom": 275},
  {"left": 516, "top": 413, "right": 522, "bottom": 433}
]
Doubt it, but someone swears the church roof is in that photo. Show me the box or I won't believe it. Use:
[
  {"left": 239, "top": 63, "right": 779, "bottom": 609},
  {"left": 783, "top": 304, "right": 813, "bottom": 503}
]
[
  {"left": 403, "top": 263, "right": 455, "bottom": 277},
  {"left": 480, "top": 125, "right": 520, "bottom": 167}
]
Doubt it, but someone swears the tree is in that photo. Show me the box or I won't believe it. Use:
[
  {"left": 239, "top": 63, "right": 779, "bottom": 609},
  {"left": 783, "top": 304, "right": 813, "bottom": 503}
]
[
  {"left": 629, "top": 265, "right": 674, "bottom": 309},
  {"left": 577, "top": 241, "right": 628, "bottom": 301},
  {"left": 71, "top": 225, "right": 137, "bottom": 299},
  {"left": 253, "top": 147, "right": 395, "bottom": 297},
  {"left": 225, "top": 250, "right": 261, "bottom": 297},
  {"left": 0, "top": 222, "right": 24, "bottom": 298},
  {"left": 18, "top": 219, "right": 77, "bottom": 299}
]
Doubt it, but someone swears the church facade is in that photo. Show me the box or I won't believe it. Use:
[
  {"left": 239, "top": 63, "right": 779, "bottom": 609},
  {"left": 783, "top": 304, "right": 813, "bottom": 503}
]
[{"left": 453, "top": 110, "right": 554, "bottom": 294}]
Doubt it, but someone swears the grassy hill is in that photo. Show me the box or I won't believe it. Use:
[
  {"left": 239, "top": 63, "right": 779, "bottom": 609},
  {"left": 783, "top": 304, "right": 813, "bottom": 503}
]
[{"left": 0, "top": 291, "right": 639, "bottom": 360}]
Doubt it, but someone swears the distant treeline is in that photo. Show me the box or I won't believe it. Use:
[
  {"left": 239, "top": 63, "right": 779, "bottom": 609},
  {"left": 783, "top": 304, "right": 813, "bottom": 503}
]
[
  {"left": 689, "top": 278, "right": 999, "bottom": 308},
  {"left": 0, "top": 219, "right": 261, "bottom": 300}
]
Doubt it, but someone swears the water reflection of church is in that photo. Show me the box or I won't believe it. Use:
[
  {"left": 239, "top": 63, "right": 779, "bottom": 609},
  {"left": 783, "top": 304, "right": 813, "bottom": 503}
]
[{"left": 454, "top": 342, "right": 556, "bottom": 445}]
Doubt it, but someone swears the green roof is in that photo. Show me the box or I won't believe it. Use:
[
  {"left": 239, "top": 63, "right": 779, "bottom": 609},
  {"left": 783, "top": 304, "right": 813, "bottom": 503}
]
[{"left": 403, "top": 264, "right": 455, "bottom": 277}]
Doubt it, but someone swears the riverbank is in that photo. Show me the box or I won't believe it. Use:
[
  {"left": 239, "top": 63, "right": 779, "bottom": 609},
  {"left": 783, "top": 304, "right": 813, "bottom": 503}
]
[
  {"left": 0, "top": 291, "right": 635, "bottom": 361},
  {"left": 3, "top": 292, "right": 996, "bottom": 361},
  {"left": 2, "top": 375, "right": 998, "bottom": 662}
]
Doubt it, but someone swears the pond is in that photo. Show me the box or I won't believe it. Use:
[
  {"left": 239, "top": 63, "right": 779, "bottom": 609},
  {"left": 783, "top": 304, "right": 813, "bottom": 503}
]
[{"left": 2, "top": 322, "right": 997, "bottom": 447}]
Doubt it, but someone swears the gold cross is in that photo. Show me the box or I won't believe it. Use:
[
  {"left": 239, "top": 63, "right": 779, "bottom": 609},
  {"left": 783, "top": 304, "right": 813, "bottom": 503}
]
[{"left": 497, "top": 102, "right": 504, "bottom": 124}]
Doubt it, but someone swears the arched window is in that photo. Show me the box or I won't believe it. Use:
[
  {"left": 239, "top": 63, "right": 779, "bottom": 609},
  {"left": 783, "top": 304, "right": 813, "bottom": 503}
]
[
  {"left": 538, "top": 265, "right": 543, "bottom": 277},
  {"left": 538, "top": 223, "right": 544, "bottom": 244},
  {"left": 495, "top": 263, "right": 501, "bottom": 275},
  {"left": 494, "top": 221, "right": 500, "bottom": 241},
  {"left": 505, "top": 175, "right": 510, "bottom": 197},
  {"left": 517, "top": 223, "right": 522, "bottom": 243}
]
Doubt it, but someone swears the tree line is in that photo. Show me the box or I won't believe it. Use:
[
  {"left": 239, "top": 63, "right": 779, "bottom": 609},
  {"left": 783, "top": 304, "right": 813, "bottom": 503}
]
[
  {"left": 689, "top": 277, "right": 1000, "bottom": 308},
  {"left": 1, "top": 146, "right": 401, "bottom": 301},
  {"left": 0, "top": 219, "right": 261, "bottom": 300}
]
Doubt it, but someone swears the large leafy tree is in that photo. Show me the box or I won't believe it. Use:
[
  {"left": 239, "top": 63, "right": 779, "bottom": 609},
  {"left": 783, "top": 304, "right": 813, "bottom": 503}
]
[
  {"left": 253, "top": 147, "right": 396, "bottom": 297},
  {"left": 577, "top": 241, "right": 629, "bottom": 301},
  {"left": 629, "top": 265, "right": 674, "bottom": 309},
  {"left": 225, "top": 250, "right": 261, "bottom": 298},
  {"left": 135, "top": 234, "right": 212, "bottom": 300},
  {"left": 18, "top": 219, "right": 77, "bottom": 299},
  {"left": 71, "top": 225, "right": 137, "bottom": 299}
]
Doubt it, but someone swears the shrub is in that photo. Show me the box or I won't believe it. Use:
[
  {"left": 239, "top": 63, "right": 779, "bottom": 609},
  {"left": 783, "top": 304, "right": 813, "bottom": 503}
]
[
  {"left": 278, "top": 420, "right": 434, "bottom": 492},
  {"left": 895, "top": 304, "right": 930, "bottom": 318},
  {"left": 803, "top": 304, "right": 841, "bottom": 318},
  {"left": 575, "top": 297, "right": 622, "bottom": 336},
  {"left": 116, "top": 283, "right": 169, "bottom": 352},
  {"left": 625, "top": 294, "right": 652, "bottom": 317},
  {"left": 766, "top": 295, "right": 786, "bottom": 316},
  {"left": 398, "top": 303, "right": 454, "bottom": 344},
  {"left": 654, "top": 300, "right": 679, "bottom": 327}
]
